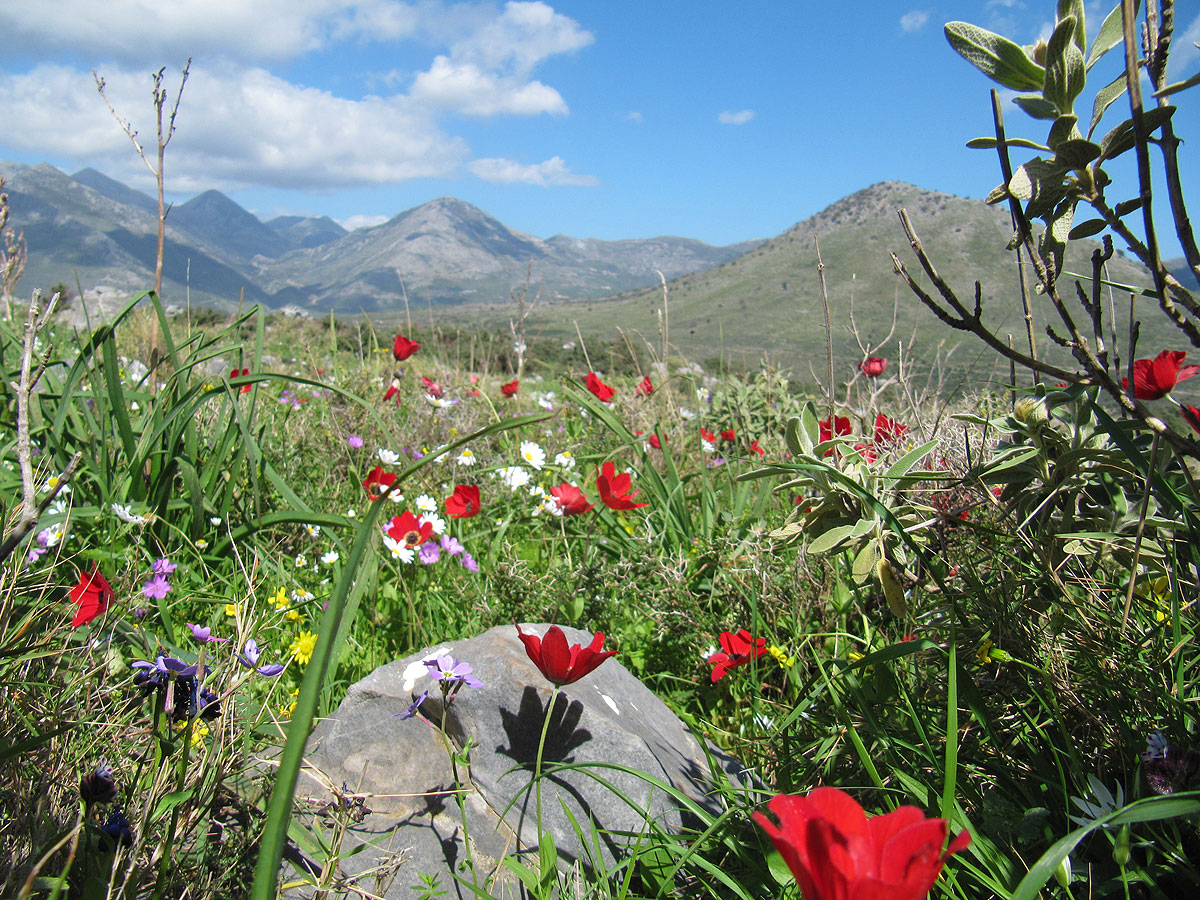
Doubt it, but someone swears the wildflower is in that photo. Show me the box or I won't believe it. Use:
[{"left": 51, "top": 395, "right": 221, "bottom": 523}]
[
  {"left": 237, "top": 638, "right": 285, "bottom": 676},
  {"left": 636, "top": 375, "right": 654, "bottom": 395},
  {"left": 426, "top": 654, "right": 484, "bottom": 688},
  {"left": 320, "top": 550, "right": 340, "bottom": 566},
  {"left": 860, "top": 357, "right": 888, "bottom": 378},
  {"left": 720, "top": 428, "right": 736, "bottom": 442},
  {"left": 378, "top": 448, "right": 400, "bottom": 466},
  {"left": 387, "top": 511, "right": 433, "bottom": 548},
  {"left": 382, "top": 535, "right": 416, "bottom": 562},
  {"left": 69, "top": 567, "right": 113, "bottom": 628},
  {"left": 874, "top": 414, "right": 909, "bottom": 445},
  {"left": 100, "top": 806, "right": 135, "bottom": 849},
  {"left": 225, "top": 603, "right": 239, "bottom": 617},
  {"left": 152, "top": 558, "right": 177, "bottom": 576},
  {"left": 195, "top": 538, "right": 209, "bottom": 550},
  {"left": 80, "top": 759, "right": 118, "bottom": 805},
  {"left": 520, "top": 440, "right": 547, "bottom": 470},
  {"left": 427, "top": 394, "right": 455, "bottom": 408},
  {"left": 497, "top": 466, "right": 531, "bottom": 491},
  {"left": 445, "top": 484, "right": 482, "bottom": 518},
  {"left": 678, "top": 407, "right": 695, "bottom": 420},
  {"left": 281, "top": 688, "right": 299, "bottom": 717},
  {"left": 596, "top": 461, "right": 647, "bottom": 510},
  {"left": 346, "top": 434, "right": 364, "bottom": 448},
  {"left": 1123, "top": 350, "right": 1199, "bottom": 400},
  {"left": 294, "top": 553, "right": 307, "bottom": 567},
  {"left": 421, "top": 376, "right": 443, "bottom": 398},
  {"left": 362, "top": 466, "right": 397, "bottom": 500},
  {"left": 290, "top": 630, "right": 318, "bottom": 666},
  {"left": 383, "top": 377, "right": 402, "bottom": 403},
  {"left": 460, "top": 552, "right": 479, "bottom": 572},
  {"left": 819, "top": 415, "right": 853, "bottom": 444},
  {"left": 417, "top": 542, "right": 441, "bottom": 565},
  {"left": 707, "top": 629, "right": 768, "bottom": 682},
  {"left": 393, "top": 333, "right": 420, "bottom": 361},
  {"left": 749, "top": 439, "right": 765, "bottom": 456},
  {"left": 1183, "top": 406, "right": 1200, "bottom": 436},
  {"left": 111, "top": 503, "right": 147, "bottom": 525},
  {"left": 456, "top": 448, "right": 477, "bottom": 466},
  {"left": 440, "top": 534, "right": 465, "bottom": 556},
  {"left": 586, "top": 371, "right": 615, "bottom": 402},
  {"left": 304, "top": 523, "right": 321, "bottom": 539},
  {"left": 394, "top": 690, "right": 428, "bottom": 720},
  {"left": 186, "top": 622, "right": 228, "bottom": 643},
  {"left": 697, "top": 386, "right": 712, "bottom": 404},
  {"left": 754, "top": 788, "right": 970, "bottom": 900},
  {"left": 501, "top": 379, "right": 519, "bottom": 397},
  {"left": 700, "top": 428, "right": 716, "bottom": 453},
  {"left": 420, "top": 511, "right": 447, "bottom": 535},
  {"left": 517, "top": 624, "right": 616, "bottom": 686},
  {"left": 535, "top": 391, "right": 555, "bottom": 410},
  {"left": 648, "top": 433, "right": 665, "bottom": 450},
  {"left": 554, "top": 450, "right": 576, "bottom": 469},
  {"left": 37, "top": 524, "right": 64, "bottom": 548},
  {"left": 142, "top": 574, "right": 171, "bottom": 600},
  {"left": 549, "top": 483, "right": 593, "bottom": 515},
  {"left": 230, "top": 367, "right": 252, "bottom": 393}
]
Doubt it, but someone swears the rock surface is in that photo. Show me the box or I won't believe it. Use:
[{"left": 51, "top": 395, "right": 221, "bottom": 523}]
[{"left": 291, "top": 624, "right": 747, "bottom": 899}]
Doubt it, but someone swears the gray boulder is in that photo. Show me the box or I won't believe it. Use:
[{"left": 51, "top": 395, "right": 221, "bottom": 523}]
[{"left": 290, "top": 624, "right": 749, "bottom": 899}]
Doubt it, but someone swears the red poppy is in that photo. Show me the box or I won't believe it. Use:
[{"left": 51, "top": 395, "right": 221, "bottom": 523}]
[
  {"left": 69, "top": 567, "right": 113, "bottom": 628},
  {"left": 853, "top": 443, "right": 878, "bottom": 464},
  {"left": 720, "top": 428, "right": 736, "bottom": 443},
  {"left": 1123, "top": 350, "right": 1199, "bottom": 400},
  {"left": 818, "top": 416, "right": 853, "bottom": 445},
  {"left": 636, "top": 375, "right": 654, "bottom": 396},
  {"left": 392, "top": 333, "right": 420, "bottom": 361},
  {"left": 754, "top": 787, "right": 970, "bottom": 900},
  {"left": 648, "top": 433, "right": 665, "bottom": 449},
  {"left": 230, "top": 367, "right": 251, "bottom": 394},
  {"left": 1184, "top": 406, "right": 1200, "bottom": 436},
  {"left": 860, "top": 357, "right": 888, "bottom": 378},
  {"left": 500, "top": 379, "right": 520, "bottom": 398},
  {"left": 516, "top": 624, "right": 616, "bottom": 686},
  {"left": 707, "top": 629, "right": 767, "bottom": 682},
  {"left": 549, "top": 483, "right": 593, "bottom": 515},
  {"left": 421, "top": 376, "right": 443, "bottom": 398},
  {"left": 700, "top": 428, "right": 717, "bottom": 446},
  {"left": 386, "top": 511, "right": 433, "bottom": 547},
  {"left": 362, "top": 465, "right": 397, "bottom": 500},
  {"left": 383, "top": 377, "right": 402, "bottom": 404},
  {"left": 874, "top": 414, "right": 909, "bottom": 444},
  {"left": 586, "top": 371, "right": 615, "bottom": 402},
  {"left": 444, "top": 484, "right": 481, "bottom": 518},
  {"left": 749, "top": 439, "right": 765, "bottom": 456},
  {"left": 596, "top": 461, "right": 647, "bottom": 510}
]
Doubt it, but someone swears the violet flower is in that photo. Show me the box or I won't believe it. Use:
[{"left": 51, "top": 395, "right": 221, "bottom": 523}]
[
  {"left": 152, "top": 557, "right": 178, "bottom": 576},
  {"left": 426, "top": 654, "right": 483, "bottom": 688},
  {"left": 186, "top": 623, "right": 228, "bottom": 643},
  {"left": 237, "top": 638, "right": 286, "bottom": 676},
  {"left": 393, "top": 690, "right": 429, "bottom": 720},
  {"left": 142, "top": 574, "right": 171, "bottom": 599},
  {"left": 439, "top": 535, "right": 464, "bottom": 556},
  {"left": 460, "top": 552, "right": 479, "bottom": 573},
  {"left": 417, "top": 542, "right": 441, "bottom": 565}
]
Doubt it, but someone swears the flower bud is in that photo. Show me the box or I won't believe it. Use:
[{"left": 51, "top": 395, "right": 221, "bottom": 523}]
[
  {"left": 1112, "top": 823, "right": 1131, "bottom": 867},
  {"left": 877, "top": 557, "right": 908, "bottom": 617},
  {"left": 1013, "top": 397, "right": 1049, "bottom": 426},
  {"left": 1053, "top": 854, "right": 1072, "bottom": 888},
  {"left": 79, "top": 759, "right": 117, "bottom": 805}
]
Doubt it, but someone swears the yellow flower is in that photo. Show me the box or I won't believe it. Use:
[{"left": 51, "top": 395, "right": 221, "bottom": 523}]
[
  {"left": 284, "top": 609, "right": 302, "bottom": 623},
  {"left": 290, "top": 630, "right": 318, "bottom": 666},
  {"left": 281, "top": 688, "right": 299, "bottom": 717},
  {"left": 768, "top": 645, "right": 795, "bottom": 668},
  {"left": 225, "top": 603, "right": 240, "bottom": 617},
  {"left": 195, "top": 538, "right": 209, "bottom": 550},
  {"left": 976, "top": 638, "right": 994, "bottom": 664},
  {"left": 270, "top": 586, "right": 288, "bottom": 609}
]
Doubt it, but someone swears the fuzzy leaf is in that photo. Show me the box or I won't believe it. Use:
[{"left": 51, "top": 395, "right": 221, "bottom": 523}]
[
  {"left": 967, "top": 136, "right": 1050, "bottom": 151},
  {"left": 852, "top": 539, "right": 881, "bottom": 584},
  {"left": 1088, "top": 72, "right": 1127, "bottom": 138},
  {"left": 808, "top": 523, "right": 860, "bottom": 555},
  {"left": 1086, "top": 2, "right": 1132, "bottom": 71},
  {"left": 1054, "top": 138, "right": 1101, "bottom": 168},
  {"left": 1098, "top": 106, "right": 1176, "bottom": 161},
  {"left": 1114, "top": 197, "right": 1143, "bottom": 217},
  {"left": 945, "top": 22, "right": 1046, "bottom": 91},
  {"left": 1013, "top": 95, "right": 1060, "bottom": 120},
  {"left": 1067, "top": 218, "right": 1107, "bottom": 239},
  {"left": 1153, "top": 69, "right": 1200, "bottom": 99},
  {"left": 1043, "top": 17, "right": 1086, "bottom": 114},
  {"left": 1056, "top": 0, "right": 1086, "bottom": 54}
]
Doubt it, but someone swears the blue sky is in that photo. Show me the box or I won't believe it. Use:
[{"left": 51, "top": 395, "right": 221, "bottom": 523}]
[{"left": 0, "top": 1, "right": 1196, "bottom": 253}]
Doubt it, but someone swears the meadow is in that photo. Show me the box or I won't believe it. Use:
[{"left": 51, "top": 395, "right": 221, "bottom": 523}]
[{"left": 3, "top": 1, "right": 1200, "bottom": 898}]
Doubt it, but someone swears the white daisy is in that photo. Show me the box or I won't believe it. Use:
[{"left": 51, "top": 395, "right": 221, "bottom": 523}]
[
  {"left": 697, "top": 387, "right": 712, "bottom": 404},
  {"left": 420, "top": 511, "right": 447, "bottom": 535},
  {"left": 304, "top": 523, "right": 321, "bottom": 538},
  {"left": 554, "top": 451, "right": 576, "bottom": 469},
  {"left": 111, "top": 503, "right": 147, "bottom": 525},
  {"left": 383, "top": 535, "right": 415, "bottom": 563},
  {"left": 415, "top": 494, "right": 438, "bottom": 514},
  {"left": 497, "top": 466, "right": 531, "bottom": 491},
  {"left": 426, "top": 395, "right": 454, "bottom": 408},
  {"left": 295, "top": 554, "right": 308, "bottom": 567},
  {"left": 320, "top": 550, "right": 340, "bottom": 565},
  {"left": 209, "top": 516, "right": 223, "bottom": 526},
  {"left": 519, "top": 441, "right": 546, "bottom": 470},
  {"left": 292, "top": 588, "right": 315, "bottom": 603},
  {"left": 456, "top": 448, "right": 477, "bottom": 466},
  {"left": 533, "top": 496, "right": 562, "bottom": 517},
  {"left": 377, "top": 448, "right": 400, "bottom": 466},
  {"left": 679, "top": 407, "right": 696, "bottom": 420}
]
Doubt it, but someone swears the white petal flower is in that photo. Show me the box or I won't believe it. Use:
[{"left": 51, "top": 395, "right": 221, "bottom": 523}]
[
  {"left": 111, "top": 503, "right": 147, "bottom": 525},
  {"left": 519, "top": 441, "right": 546, "bottom": 470},
  {"left": 496, "top": 466, "right": 531, "bottom": 491},
  {"left": 377, "top": 448, "right": 400, "bottom": 466},
  {"left": 383, "top": 536, "right": 415, "bottom": 563},
  {"left": 456, "top": 448, "right": 477, "bottom": 466},
  {"left": 679, "top": 407, "right": 696, "bottom": 420},
  {"left": 420, "top": 512, "right": 447, "bottom": 535},
  {"left": 554, "top": 451, "right": 576, "bottom": 469},
  {"left": 320, "top": 550, "right": 340, "bottom": 565},
  {"left": 415, "top": 494, "right": 438, "bottom": 513},
  {"left": 304, "top": 523, "right": 321, "bottom": 538}
]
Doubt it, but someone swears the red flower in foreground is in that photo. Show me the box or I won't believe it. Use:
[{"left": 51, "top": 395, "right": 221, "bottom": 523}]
[
  {"left": 393, "top": 333, "right": 420, "bottom": 361},
  {"left": 421, "top": 376, "right": 443, "bottom": 398},
  {"left": 596, "top": 461, "right": 648, "bottom": 510},
  {"left": 754, "top": 788, "right": 970, "bottom": 900},
  {"left": 387, "top": 511, "right": 433, "bottom": 547},
  {"left": 362, "top": 466, "right": 397, "bottom": 500},
  {"left": 1123, "top": 350, "right": 1199, "bottom": 400},
  {"left": 648, "top": 433, "right": 665, "bottom": 450},
  {"left": 516, "top": 624, "right": 616, "bottom": 686},
  {"left": 230, "top": 367, "right": 251, "bottom": 394},
  {"left": 444, "top": 484, "right": 481, "bottom": 518},
  {"left": 707, "top": 629, "right": 767, "bottom": 682},
  {"left": 860, "top": 357, "right": 888, "bottom": 378},
  {"left": 1184, "top": 406, "right": 1200, "bottom": 436},
  {"left": 874, "top": 413, "right": 909, "bottom": 445},
  {"left": 749, "top": 439, "right": 765, "bottom": 456},
  {"left": 549, "top": 483, "right": 593, "bottom": 515},
  {"left": 69, "top": 567, "right": 113, "bottom": 628},
  {"left": 500, "top": 379, "right": 520, "bottom": 398},
  {"left": 720, "top": 428, "right": 736, "bottom": 443},
  {"left": 382, "top": 377, "right": 402, "bottom": 404},
  {"left": 636, "top": 375, "right": 654, "bottom": 396},
  {"left": 819, "top": 416, "right": 853, "bottom": 445},
  {"left": 586, "top": 371, "right": 615, "bottom": 402}
]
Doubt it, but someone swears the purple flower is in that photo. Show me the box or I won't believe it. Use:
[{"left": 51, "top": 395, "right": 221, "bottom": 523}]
[
  {"left": 393, "top": 690, "right": 428, "bottom": 720},
  {"left": 152, "top": 557, "right": 177, "bottom": 576},
  {"left": 460, "top": 552, "right": 479, "bottom": 573},
  {"left": 346, "top": 435, "right": 364, "bottom": 449},
  {"left": 27, "top": 545, "right": 46, "bottom": 564},
  {"left": 186, "top": 622, "right": 229, "bottom": 643},
  {"left": 142, "top": 574, "right": 171, "bottom": 599},
  {"left": 236, "top": 638, "right": 285, "bottom": 676},
  {"left": 417, "top": 542, "right": 441, "bottom": 565},
  {"left": 426, "top": 654, "right": 483, "bottom": 688},
  {"left": 132, "top": 655, "right": 198, "bottom": 684},
  {"left": 439, "top": 535, "right": 465, "bottom": 556}
]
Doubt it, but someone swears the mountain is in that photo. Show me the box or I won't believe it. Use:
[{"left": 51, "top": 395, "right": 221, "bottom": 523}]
[
  {"left": 1167, "top": 256, "right": 1199, "bottom": 291},
  {"left": 71, "top": 167, "right": 158, "bottom": 214},
  {"left": 170, "top": 190, "right": 291, "bottom": 262},
  {"left": 266, "top": 214, "right": 347, "bottom": 249}
]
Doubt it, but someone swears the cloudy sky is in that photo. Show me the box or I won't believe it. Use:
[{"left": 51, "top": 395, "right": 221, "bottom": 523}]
[{"left": 0, "top": 1, "right": 1196, "bottom": 250}]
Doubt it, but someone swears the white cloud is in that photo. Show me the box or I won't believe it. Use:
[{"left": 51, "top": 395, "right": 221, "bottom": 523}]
[
  {"left": 1168, "top": 11, "right": 1200, "bottom": 79},
  {"left": 625, "top": 111, "right": 644, "bottom": 124},
  {"left": 448, "top": 1, "right": 593, "bottom": 76},
  {"left": 337, "top": 213, "right": 390, "bottom": 230},
  {"left": 900, "top": 10, "right": 929, "bottom": 33},
  {"left": 468, "top": 156, "right": 598, "bottom": 186},
  {"left": 411, "top": 56, "right": 568, "bottom": 115},
  {"left": 718, "top": 109, "right": 754, "bottom": 125}
]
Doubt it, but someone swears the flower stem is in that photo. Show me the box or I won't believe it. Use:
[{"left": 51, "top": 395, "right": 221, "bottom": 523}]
[{"left": 534, "top": 685, "right": 559, "bottom": 838}]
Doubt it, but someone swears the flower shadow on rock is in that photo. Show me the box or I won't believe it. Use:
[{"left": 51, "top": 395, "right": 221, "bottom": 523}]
[{"left": 498, "top": 687, "right": 592, "bottom": 770}]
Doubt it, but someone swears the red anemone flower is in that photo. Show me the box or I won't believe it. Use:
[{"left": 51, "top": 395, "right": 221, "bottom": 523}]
[
  {"left": 69, "top": 567, "right": 113, "bottom": 628},
  {"left": 707, "top": 629, "right": 768, "bottom": 682},
  {"left": 386, "top": 511, "right": 433, "bottom": 547},
  {"left": 749, "top": 439, "right": 765, "bottom": 456},
  {"left": 874, "top": 414, "right": 909, "bottom": 445},
  {"left": 636, "top": 375, "right": 654, "bottom": 396},
  {"left": 421, "top": 376, "right": 444, "bottom": 398},
  {"left": 230, "top": 367, "right": 251, "bottom": 394},
  {"left": 818, "top": 416, "right": 853, "bottom": 447},
  {"left": 1123, "top": 350, "right": 1199, "bottom": 400},
  {"left": 500, "top": 379, "right": 520, "bottom": 398},
  {"left": 700, "top": 428, "right": 717, "bottom": 445},
  {"left": 648, "top": 433, "right": 665, "bottom": 450},
  {"left": 596, "top": 461, "right": 648, "bottom": 510},
  {"left": 586, "top": 371, "right": 615, "bottom": 402},
  {"left": 1184, "top": 406, "right": 1200, "bottom": 436},
  {"left": 516, "top": 624, "right": 616, "bottom": 686},
  {"left": 444, "top": 484, "right": 481, "bottom": 518},
  {"left": 853, "top": 443, "right": 879, "bottom": 464},
  {"left": 860, "top": 357, "right": 888, "bottom": 378},
  {"left": 392, "top": 333, "right": 420, "bottom": 361},
  {"left": 720, "top": 428, "right": 736, "bottom": 443},
  {"left": 383, "top": 377, "right": 402, "bottom": 404},
  {"left": 549, "top": 483, "right": 593, "bottom": 515},
  {"left": 754, "top": 787, "right": 970, "bottom": 900},
  {"left": 362, "top": 465, "right": 397, "bottom": 500}
]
